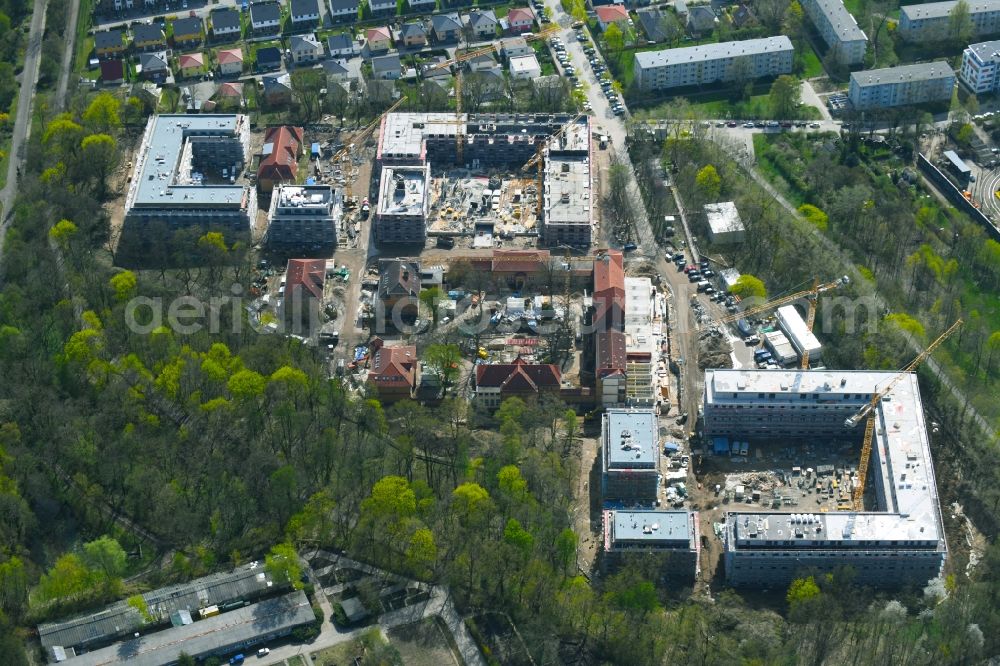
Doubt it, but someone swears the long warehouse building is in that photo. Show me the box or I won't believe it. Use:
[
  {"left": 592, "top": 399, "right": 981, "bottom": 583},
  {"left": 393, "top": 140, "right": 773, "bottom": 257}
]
[{"left": 704, "top": 369, "right": 948, "bottom": 588}]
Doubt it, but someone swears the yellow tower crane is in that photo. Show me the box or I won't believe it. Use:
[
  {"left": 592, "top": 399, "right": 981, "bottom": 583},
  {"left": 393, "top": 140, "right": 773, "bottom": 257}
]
[
  {"left": 330, "top": 97, "right": 404, "bottom": 201},
  {"left": 845, "top": 319, "right": 963, "bottom": 511},
  {"left": 522, "top": 112, "right": 586, "bottom": 218}
]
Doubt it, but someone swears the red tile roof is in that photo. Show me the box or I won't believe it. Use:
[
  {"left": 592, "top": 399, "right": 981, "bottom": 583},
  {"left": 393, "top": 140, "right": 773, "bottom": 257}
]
[
  {"left": 369, "top": 345, "right": 418, "bottom": 390},
  {"left": 100, "top": 59, "right": 124, "bottom": 82},
  {"left": 178, "top": 52, "right": 204, "bottom": 69},
  {"left": 596, "top": 5, "right": 629, "bottom": 22},
  {"left": 258, "top": 126, "right": 304, "bottom": 184},
  {"left": 491, "top": 249, "right": 552, "bottom": 274},
  {"left": 367, "top": 26, "right": 391, "bottom": 41},
  {"left": 217, "top": 47, "right": 244, "bottom": 64},
  {"left": 593, "top": 250, "right": 624, "bottom": 295},
  {"left": 475, "top": 357, "right": 561, "bottom": 392},
  {"left": 507, "top": 7, "right": 535, "bottom": 23},
  {"left": 284, "top": 259, "right": 326, "bottom": 309},
  {"left": 596, "top": 330, "right": 626, "bottom": 375},
  {"left": 216, "top": 82, "right": 244, "bottom": 98}
]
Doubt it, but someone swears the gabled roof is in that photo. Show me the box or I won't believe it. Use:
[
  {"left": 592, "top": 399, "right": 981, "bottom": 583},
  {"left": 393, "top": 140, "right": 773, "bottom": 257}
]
[
  {"left": 368, "top": 344, "right": 418, "bottom": 390},
  {"left": 257, "top": 45, "right": 283, "bottom": 64},
  {"left": 507, "top": 7, "right": 535, "bottom": 23},
  {"left": 399, "top": 21, "right": 427, "bottom": 38},
  {"left": 636, "top": 8, "right": 669, "bottom": 41},
  {"left": 490, "top": 249, "right": 550, "bottom": 273},
  {"left": 379, "top": 259, "right": 420, "bottom": 298},
  {"left": 372, "top": 52, "right": 401, "bottom": 73},
  {"left": 100, "top": 59, "right": 124, "bottom": 81},
  {"left": 172, "top": 16, "right": 203, "bottom": 36},
  {"left": 475, "top": 357, "right": 561, "bottom": 392},
  {"left": 95, "top": 28, "right": 125, "bottom": 49},
  {"left": 250, "top": 1, "right": 281, "bottom": 23},
  {"left": 327, "top": 32, "right": 355, "bottom": 51},
  {"left": 258, "top": 126, "right": 303, "bottom": 180},
  {"left": 469, "top": 8, "right": 498, "bottom": 28},
  {"left": 139, "top": 51, "right": 169, "bottom": 71},
  {"left": 290, "top": 33, "right": 322, "bottom": 51},
  {"left": 593, "top": 250, "right": 624, "bottom": 295},
  {"left": 211, "top": 7, "right": 241, "bottom": 31},
  {"left": 217, "top": 46, "right": 244, "bottom": 64},
  {"left": 328, "top": 0, "right": 359, "bottom": 10},
  {"left": 431, "top": 12, "right": 463, "bottom": 32},
  {"left": 596, "top": 4, "right": 629, "bottom": 21},
  {"left": 133, "top": 23, "right": 165, "bottom": 43},
  {"left": 322, "top": 58, "right": 351, "bottom": 75},
  {"left": 596, "top": 330, "right": 627, "bottom": 373},
  {"left": 216, "top": 81, "right": 244, "bottom": 97},
  {"left": 367, "top": 26, "right": 392, "bottom": 42},
  {"left": 687, "top": 5, "right": 716, "bottom": 28},
  {"left": 284, "top": 259, "right": 326, "bottom": 308},
  {"left": 290, "top": 0, "right": 319, "bottom": 17},
  {"left": 178, "top": 52, "right": 204, "bottom": 69},
  {"left": 263, "top": 72, "right": 293, "bottom": 94}
]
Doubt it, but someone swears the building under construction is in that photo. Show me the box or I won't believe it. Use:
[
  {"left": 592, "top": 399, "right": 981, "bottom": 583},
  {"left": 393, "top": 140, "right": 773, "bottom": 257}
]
[
  {"left": 375, "top": 112, "right": 593, "bottom": 247},
  {"left": 705, "top": 369, "right": 948, "bottom": 588}
]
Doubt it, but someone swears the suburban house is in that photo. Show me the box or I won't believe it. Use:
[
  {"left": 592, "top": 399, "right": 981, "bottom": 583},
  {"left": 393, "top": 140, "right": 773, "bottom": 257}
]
[
  {"left": 409, "top": 0, "right": 435, "bottom": 9},
  {"left": 469, "top": 67, "right": 507, "bottom": 100},
  {"left": 596, "top": 5, "right": 630, "bottom": 30},
  {"left": 398, "top": 21, "right": 428, "bottom": 47},
  {"left": 431, "top": 12, "right": 463, "bottom": 42},
  {"left": 171, "top": 16, "right": 203, "bottom": 45},
  {"left": 178, "top": 52, "right": 205, "bottom": 77},
  {"left": 217, "top": 47, "right": 245, "bottom": 75},
  {"left": 368, "top": 0, "right": 396, "bottom": 16},
  {"left": 501, "top": 36, "right": 532, "bottom": 58},
  {"left": 138, "top": 51, "right": 170, "bottom": 82},
  {"left": 215, "top": 81, "right": 244, "bottom": 105},
  {"left": 290, "top": 0, "right": 321, "bottom": 29},
  {"left": 686, "top": 5, "right": 716, "bottom": 33},
  {"left": 281, "top": 259, "right": 326, "bottom": 329},
  {"left": 256, "top": 45, "right": 283, "bottom": 71},
  {"left": 372, "top": 53, "right": 402, "bottom": 79},
  {"left": 467, "top": 9, "right": 498, "bottom": 38},
  {"left": 475, "top": 358, "right": 561, "bottom": 409},
  {"left": 262, "top": 72, "right": 294, "bottom": 104},
  {"left": 257, "top": 125, "right": 304, "bottom": 191},
  {"left": 366, "top": 26, "right": 393, "bottom": 52},
  {"left": 637, "top": 8, "right": 670, "bottom": 42},
  {"left": 99, "top": 59, "right": 125, "bottom": 83},
  {"left": 508, "top": 53, "right": 541, "bottom": 79},
  {"left": 367, "top": 339, "right": 419, "bottom": 403},
  {"left": 210, "top": 7, "right": 241, "bottom": 40},
  {"left": 133, "top": 23, "right": 166, "bottom": 51},
  {"left": 327, "top": 32, "right": 358, "bottom": 57},
  {"left": 290, "top": 33, "right": 324, "bottom": 64},
  {"left": 95, "top": 28, "right": 127, "bottom": 58},
  {"left": 328, "top": 0, "right": 359, "bottom": 22},
  {"left": 250, "top": 1, "right": 282, "bottom": 37},
  {"left": 466, "top": 52, "right": 496, "bottom": 72},
  {"left": 322, "top": 58, "right": 352, "bottom": 79},
  {"left": 506, "top": 7, "right": 535, "bottom": 33},
  {"left": 378, "top": 259, "right": 421, "bottom": 321}
]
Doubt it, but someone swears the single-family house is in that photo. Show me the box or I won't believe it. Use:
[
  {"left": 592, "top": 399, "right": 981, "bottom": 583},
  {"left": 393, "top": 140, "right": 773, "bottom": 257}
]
[
  {"left": 281, "top": 259, "right": 326, "bottom": 328},
  {"left": 262, "top": 72, "right": 294, "bottom": 104},
  {"left": 210, "top": 7, "right": 242, "bottom": 40},
  {"left": 409, "top": 0, "right": 435, "bottom": 9},
  {"left": 327, "top": 32, "right": 358, "bottom": 57},
  {"left": 367, "top": 339, "right": 419, "bottom": 403},
  {"left": 467, "top": 9, "right": 499, "bottom": 38},
  {"left": 322, "top": 58, "right": 351, "bottom": 79},
  {"left": 290, "top": 33, "right": 324, "bottom": 64},
  {"left": 475, "top": 358, "right": 561, "bottom": 409},
  {"left": 398, "top": 21, "right": 427, "bottom": 47},
  {"left": 366, "top": 26, "right": 393, "bottom": 52},
  {"left": 368, "top": 0, "right": 396, "bottom": 17},
  {"left": 508, "top": 53, "right": 541, "bottom": 79},
  {"left": 290, "top": 0, "right": 320, "bottom": 29},
  {"left": 378, "top": 259, "right": 421, "bottom": 320},
  {"left": 250, "top": 1, "right": 282, "bottom": 37},
  {"left": 217, "top": 47, "right": 245, "bottom": 75},
  {"left": 178, "top": 52, "right": 205, "bottom": 77},
  {"left": 328, "top": 0, "right": 360, "bottom": 22},
  {"left": 596, "top": 5, "right": 630, "bottom": 30},
  {"left": 501, "top": 36, "right": 532, "bottom": 58},
  {"left": 431, "top": 12, "right": 463, "bottom": 42},
  {"left": 138, "top": 51, "right": 170, "bottom": 82},
  {"left": 172, "top": 16, "right": 203, "bottom": 45},
  {"left": 257, "top": 125, "right": 304, "bottom": 190},
  {"left": 99, "top": 58, "right": 125, "bottom": 84},
  {"left": 466, "top": 52, "right": 496, "bottom": 72},
  {"left": 732, "top": 4, "right": 756, "bottom": 28},
  {"left": 133, "top": 23, "right": 166, "bottom": 51},
  {"left": 467, "top": 67, "right": 507, "bottom": 100},
  {"left": 506, "top": 7, "right": 535, "bottom": 33},
  {"left": 372, "top": 53, "right": 402, "bottom": 79},
  {"left": 215, "top": 81, "right": 244, "bottom": 105},
  {"left": 673, "top": 0, "right": 688, "bottom": 17},
  {"left": 95, "top": 28, "right": 127, "bottom": 58},
  {"left": 256, "top": 45, "right": 283, "bottom": 71},
  {"left": 686, "top": 5, "right": 716, "bottom": 33},
  {"left": 636, "top": 8, "right": 670, "bottom": 42}
]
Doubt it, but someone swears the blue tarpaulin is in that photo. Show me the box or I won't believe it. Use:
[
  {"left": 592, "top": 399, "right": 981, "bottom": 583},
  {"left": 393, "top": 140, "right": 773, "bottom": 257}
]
[
  {"left": 305, "top": 177, "right": 316, "bottom": 185},
  {"left": 663, "top": 442, "right": 679, "bottom": 453},
  {"left": 713, "top": 437, "right": 729, "bottom": 455},
  {"left": 311, "top": 142, "right": 320, "bottom": 156}
]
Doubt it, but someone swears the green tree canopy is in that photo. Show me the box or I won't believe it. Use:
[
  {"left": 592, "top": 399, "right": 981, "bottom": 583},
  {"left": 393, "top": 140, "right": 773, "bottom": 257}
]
[
  {"left": 695, "top": 164, "right": 722, "bottom": 201},
  {"left": 729, "top": 274, "right": 767, "bottom": 300},
  {"left": 264, "top": 542, "right": 303, "bottom": 590}
]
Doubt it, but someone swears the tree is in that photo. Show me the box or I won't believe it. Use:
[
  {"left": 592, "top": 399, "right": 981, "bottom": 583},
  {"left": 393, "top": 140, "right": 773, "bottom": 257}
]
[
  {"left": 82, "top": 93, "right": 122, "bottom": 133},
  {"left": 769, "top": 75, "right": 801, "bottom": 119},
  {"left": 127, "top": 594, "right": 154, "bottom": 623},
  {"left": 604, "top": 23, "right": 624, "bottom": 57},
  {"left": 798, "top": 204, "right": 829, "bottom": 231},
  {"left": 79, "top": 133, "right": 118, "bottom": 198},
  {"left": 695, "top": 164, "right": 722, "bottom": 201},
  {"left": 264, "top": 542, "right": 304, "bottom": 589},
  {"left": 424, "top": 343, "right": 462, "bottom": 388},
  {"left": 419, "top": 286, "right": 446, "bottom": 324},
  {"left": 986, "top": 331, "right": 1000, "bottom": 380},
  {"left": 110, "top": 271, "right": 137, "bottom": 302},
  {"left": 290, "top": 69, "right": 326, "bottom": 123},
  {"left": 756, "top": 0, "right": 791, "bottom": 31},
  {"left": 948, "top": 0, "right": 974, "bottom": 44},
  {"left": 82, "top": 536, "right": 127, "bottom": 582},
  {"left": 729, "top": 274, "right": 767, "bottom": 299}
]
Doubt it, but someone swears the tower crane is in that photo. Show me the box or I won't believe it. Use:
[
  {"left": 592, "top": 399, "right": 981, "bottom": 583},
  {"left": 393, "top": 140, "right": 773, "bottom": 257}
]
[
  {"left": 846, "top": 319, "right": 963, "bottom": 511},
  {"left": 330, "top": 97, "right": 404, "bottom": 201},
  {"left": 521, "top": 112, "right": 586, "bottom": 218}
]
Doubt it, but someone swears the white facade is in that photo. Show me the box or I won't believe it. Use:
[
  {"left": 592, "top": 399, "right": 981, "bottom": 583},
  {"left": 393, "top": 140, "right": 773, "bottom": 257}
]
[
  {"left": 634, "top": 37, "right": 794, "bottom": 91},
  {"left": 960, "top": 40, "right": 1000, "bottom": 92},
  {"left": 705, "top": 201, "right": 745, "bottom": 244},
  {"left": 509, "top": 53, "right": 541, "bottom": 79},
  {"left": 899, "top": 0, "right": 1000, "bottom": 41},
  {"left": 799, "top": 0, "right": 867, "bottom": 65},
  {"left": 290, "top": 34, "right": 324, "bottom": 64},
  {"left": 848, "top": 62, "right": 955, "bottom": 110},
  {"left": 775, "top": 305, "right": 822, "bottom": 364}
]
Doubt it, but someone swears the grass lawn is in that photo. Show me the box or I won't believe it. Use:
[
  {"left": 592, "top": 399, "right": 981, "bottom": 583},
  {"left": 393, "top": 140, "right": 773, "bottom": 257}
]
[
  {"left": 387, "top": 618, "right": 461, "bottom": 666},
  {"left": 799, "top": 44, "right": 824, "bottom": 79},
  {"left": 285, "top": 656, "right": 306, "bottom": 666},
  {"left": 633, "top": 84, "right": 823, "bottom": 120},
  {"left": 312, "top": 639, "right": 369, "bottom": 666}
]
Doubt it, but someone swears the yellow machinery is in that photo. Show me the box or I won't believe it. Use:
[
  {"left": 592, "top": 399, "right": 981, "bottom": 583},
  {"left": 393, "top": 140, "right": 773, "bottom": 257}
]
[
  {"left": 330, "top": 97, "right": 404, "bottom": 200},
  {"left": 846, "top": 319, "right": 963, "bottom": 511}
]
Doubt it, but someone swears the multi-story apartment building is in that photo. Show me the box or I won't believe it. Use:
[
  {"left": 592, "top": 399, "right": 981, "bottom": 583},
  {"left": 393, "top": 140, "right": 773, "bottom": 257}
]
[
  {"left": 265, "top": 185, "right": 340, "bottom": 256},
  {"left": 601, "top": 509, "right": 700, "bottom": 577},
  {"left": 704, "top": 369, "right": 948, "bottom": 588},
  {"left": 960, "top": 39, "right": 1000, "bottom": 92},
  {"left": 540, "top": 118, "right": 592, "bottom": 248},
  {"left": 848, "top": 61, "right": 955, "bottom": 109},
  {"left": 633, "top": 36, "right": 794, "bottom": 91},
  {"left": 799, "top": 0, "right": 867, "bottom": 65},
  {"left": 601, "top": 408, "right": 660, "bottom": 502},
  {"left": 374, "top": 164, "right": 431, "bottom": 244},
  {"left": 899, "top": 0, "right": 1000, "bottom": 41}
]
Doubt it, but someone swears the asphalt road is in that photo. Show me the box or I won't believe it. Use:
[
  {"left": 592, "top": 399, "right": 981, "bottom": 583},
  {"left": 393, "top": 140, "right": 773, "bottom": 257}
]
[
  {"left": 56, "top": 0, "right": 82, "bottom": 110},
  {"left": 0, "top": 0, "right": 48, "bottom": 270}
]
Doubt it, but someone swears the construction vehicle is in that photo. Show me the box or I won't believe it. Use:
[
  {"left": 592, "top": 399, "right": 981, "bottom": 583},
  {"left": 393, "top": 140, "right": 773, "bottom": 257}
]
[
  {"left": 330, "top": 97, "right": 404, "bottom": 200},
  {"left": 845, "top": 319, "right": 963, "bottom": 511}
]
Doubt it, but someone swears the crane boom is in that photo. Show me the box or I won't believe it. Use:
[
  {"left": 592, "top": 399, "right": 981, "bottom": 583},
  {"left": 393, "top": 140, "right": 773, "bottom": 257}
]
[
  {"left": 330, "top": 97, "right": 404, "bottom": 164},
  {"left": 848, "top": 319, "right": 963, "bottom": 511},
  {"left": 717, "top": 278, "right": 846, "bottom": 325}
]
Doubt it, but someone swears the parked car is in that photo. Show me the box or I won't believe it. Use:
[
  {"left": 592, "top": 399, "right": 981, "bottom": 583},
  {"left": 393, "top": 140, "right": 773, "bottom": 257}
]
[{"left": 623, "top": 242, "right": 637, "bottom": 251}]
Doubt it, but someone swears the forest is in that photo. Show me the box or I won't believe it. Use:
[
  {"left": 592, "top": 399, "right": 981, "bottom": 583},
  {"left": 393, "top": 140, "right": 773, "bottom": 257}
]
[{"left": 0, "top": 90, "right": 999, "bottom": 666}]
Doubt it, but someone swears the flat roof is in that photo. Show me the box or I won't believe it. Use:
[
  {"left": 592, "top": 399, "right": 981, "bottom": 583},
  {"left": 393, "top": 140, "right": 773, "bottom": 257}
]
[
  {"left": 705, "top": 201, "right": 744, "bottom": 234},
  {"left": 377, "top": 164, "right": 430, "bottom": 217},
  {"left": 901, "top": 0, "right": 1000, "bottom": 21},
  {"left": 604, "top": 408, "right": 658, "bottom": 469},
  {"left": 966, "top": 39, "right": 1000, "bottom": 62},
  {"left": 625, "top": 323, "right": 657, "bottom": 356},
  {"left": 509, "top": 53, "right": 540, "bottom": 74},
  {"left": 943, "top": 150, "right": 971, "bottom": 173},
  {"left": 635, "top": 36, "right": 793, "bottom": 69},
  {"left": 273, "top": 184, "right": 333, "bottom": 209},
  {"left": 808, "top": 0, "right": 867, "bottom": 42},
  {"left": 776, "top": 304, "right": 822, "bottom": 355},
  {"left": 850, "top": 61, "right": 955, "bottom": 87},
  {"left": 59, "top": 591, "right": 313, "bottom": 666},
  {"left": 128, "top": 114, "right": 248, "bottom": 210},
  {"left": 625, "top": 277, "right": 653, "bottom": 325},
  {"left": 608, "top": 509, "right": 695, "bottom": 544},
  {"left": 544, "top": 156, "right": 590, "bottom": 226},
  {"left": 378, "top": 112, "right": 461, "bottom": 159}
]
